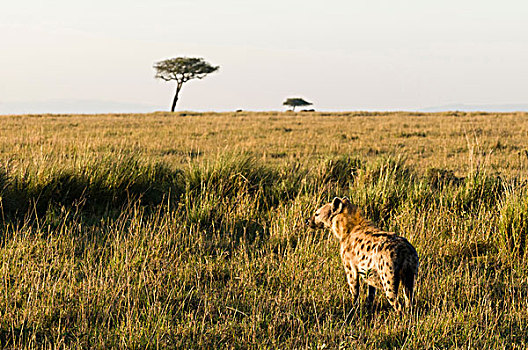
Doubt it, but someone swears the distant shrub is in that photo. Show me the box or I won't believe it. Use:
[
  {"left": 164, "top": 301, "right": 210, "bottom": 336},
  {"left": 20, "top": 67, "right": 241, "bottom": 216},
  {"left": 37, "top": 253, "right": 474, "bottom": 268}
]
[{"left": 398, "top": 131, "right": 427, "bottom": 138}]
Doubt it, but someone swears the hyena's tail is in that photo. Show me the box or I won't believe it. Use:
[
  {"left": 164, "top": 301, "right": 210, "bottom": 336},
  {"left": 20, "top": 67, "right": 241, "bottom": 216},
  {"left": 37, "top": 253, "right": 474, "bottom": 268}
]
[
  {"left": 402, "top": 241, "right": 419, "bottom": 276},
  {"left": 400, "top": 245, "right": 419, "bottom": 309}
]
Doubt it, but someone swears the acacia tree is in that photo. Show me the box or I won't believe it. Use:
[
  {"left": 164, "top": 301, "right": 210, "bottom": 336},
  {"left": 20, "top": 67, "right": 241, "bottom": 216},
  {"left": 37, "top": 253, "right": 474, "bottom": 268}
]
[
  {"left": 154, "top": 57, "right": 219, "bottom": 112},
  {"left": 283, "top": 97, "right": 313, "bottom": 111}
]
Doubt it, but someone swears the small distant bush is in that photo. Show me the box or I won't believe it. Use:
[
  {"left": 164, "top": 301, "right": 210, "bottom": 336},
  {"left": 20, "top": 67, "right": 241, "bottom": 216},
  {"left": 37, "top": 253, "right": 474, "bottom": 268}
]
[{"left": 398, "top": 131, "right": 427, "bottom": 138}]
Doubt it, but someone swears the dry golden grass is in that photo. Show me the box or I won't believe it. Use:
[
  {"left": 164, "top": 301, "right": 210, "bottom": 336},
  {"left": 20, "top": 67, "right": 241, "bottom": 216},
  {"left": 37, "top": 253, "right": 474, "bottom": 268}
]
[
  {"left": 1, "top": 111, "right": 527, "bottom": 348},
  {"left": 2, "top": 111, "right": 527, "bottom": 177}
]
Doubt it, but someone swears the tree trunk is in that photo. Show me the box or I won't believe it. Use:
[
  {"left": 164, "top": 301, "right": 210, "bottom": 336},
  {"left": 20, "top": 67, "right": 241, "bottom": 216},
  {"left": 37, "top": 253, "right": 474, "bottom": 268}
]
[
  {"left": 292, "top": 106, "right": 296, "bottom": 112},
  {"left": 171, "top": 83, "right": 182, "bottom": 112}
]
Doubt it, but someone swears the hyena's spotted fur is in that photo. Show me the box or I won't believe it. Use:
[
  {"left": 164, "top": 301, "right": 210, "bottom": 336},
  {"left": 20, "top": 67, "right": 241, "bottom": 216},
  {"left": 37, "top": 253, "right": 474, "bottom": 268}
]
[{"left": 307, "top": 197, "right": 419, "bottom": 312}]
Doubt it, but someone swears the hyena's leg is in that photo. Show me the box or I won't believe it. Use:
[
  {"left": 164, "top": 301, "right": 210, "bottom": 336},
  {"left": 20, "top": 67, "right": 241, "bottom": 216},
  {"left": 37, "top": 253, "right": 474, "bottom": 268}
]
[
  {"left": 380, "top": 270, "right": 401, "bottom": 313},
  {"left": 345, "top": 267, "right": 360, "bottom": 304},
  {"left": 366, "top": 286, "right": 376, "bottom": 308}
]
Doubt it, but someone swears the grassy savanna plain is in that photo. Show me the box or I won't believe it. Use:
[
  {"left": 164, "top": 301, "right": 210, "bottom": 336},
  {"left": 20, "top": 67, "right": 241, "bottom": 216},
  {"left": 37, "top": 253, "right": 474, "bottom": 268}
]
[{"left": 1, "top": 111, "right": 528, "bottom": 348}]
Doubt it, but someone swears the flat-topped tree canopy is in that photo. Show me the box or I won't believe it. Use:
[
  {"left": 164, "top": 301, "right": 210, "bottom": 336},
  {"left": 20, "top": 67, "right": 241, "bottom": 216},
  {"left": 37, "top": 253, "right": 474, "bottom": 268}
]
[
  {"left": 154, "top": 57, "right": 219, "bottom": 82},
  {"left": 154, "top": 57, "right": 219, "bottom": 112},
  {"left": 283, "top": 97, "right": 313, "bottom": 111}
]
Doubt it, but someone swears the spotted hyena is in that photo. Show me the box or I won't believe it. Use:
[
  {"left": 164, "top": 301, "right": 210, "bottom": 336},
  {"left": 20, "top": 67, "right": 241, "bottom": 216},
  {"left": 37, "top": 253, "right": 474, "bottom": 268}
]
[{"left": 307, "top": 197, "right": 419, "bottom": 312}]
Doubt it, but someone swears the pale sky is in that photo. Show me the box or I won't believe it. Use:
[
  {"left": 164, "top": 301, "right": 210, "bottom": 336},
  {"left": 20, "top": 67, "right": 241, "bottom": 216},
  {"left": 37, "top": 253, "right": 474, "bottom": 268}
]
[{"left": 1, "top": 0, "right": 527, "bottom": 113}]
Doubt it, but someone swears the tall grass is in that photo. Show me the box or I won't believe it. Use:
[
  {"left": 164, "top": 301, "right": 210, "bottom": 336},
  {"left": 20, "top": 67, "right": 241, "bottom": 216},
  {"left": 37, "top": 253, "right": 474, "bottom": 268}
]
[
  {"left": 0, "top": 154, "right": 183, "bottom": 221},
  {"left": 1, "top": 112, "right": 528, "bottom": 348},
  {"left": 498, "top": 186, "right": 528, "bottom": 261}
]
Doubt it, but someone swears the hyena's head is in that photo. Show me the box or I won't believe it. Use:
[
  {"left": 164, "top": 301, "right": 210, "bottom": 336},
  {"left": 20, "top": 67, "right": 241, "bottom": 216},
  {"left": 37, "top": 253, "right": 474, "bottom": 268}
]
[{"left": 306, "top": 197, "right": 353, "bottom": 230}]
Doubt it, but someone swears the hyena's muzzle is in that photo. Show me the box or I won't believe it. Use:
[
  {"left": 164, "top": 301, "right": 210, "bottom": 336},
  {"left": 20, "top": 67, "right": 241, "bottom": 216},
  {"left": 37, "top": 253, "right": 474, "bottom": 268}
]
[{"left": 305, "top": 216, "right": 324, "bottom": 229}]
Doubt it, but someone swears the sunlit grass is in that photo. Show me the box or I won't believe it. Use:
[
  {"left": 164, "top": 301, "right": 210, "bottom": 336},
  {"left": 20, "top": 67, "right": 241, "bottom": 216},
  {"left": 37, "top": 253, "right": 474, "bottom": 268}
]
[{"left": 0, "top": 112, "right": 527, "bottom": 348}]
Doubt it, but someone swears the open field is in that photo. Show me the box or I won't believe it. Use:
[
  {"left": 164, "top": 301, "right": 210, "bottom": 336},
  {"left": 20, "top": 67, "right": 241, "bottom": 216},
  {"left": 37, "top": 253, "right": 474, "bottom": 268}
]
[{"left": 1, "top": 111, "right": 528, "bottom": 348}]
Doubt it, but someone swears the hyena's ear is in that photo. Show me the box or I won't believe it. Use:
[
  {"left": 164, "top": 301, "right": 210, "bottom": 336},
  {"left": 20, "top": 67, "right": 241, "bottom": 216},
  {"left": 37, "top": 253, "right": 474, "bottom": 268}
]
[{"left": 331, "top": 197, "right": 344, "bottom": 214}]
